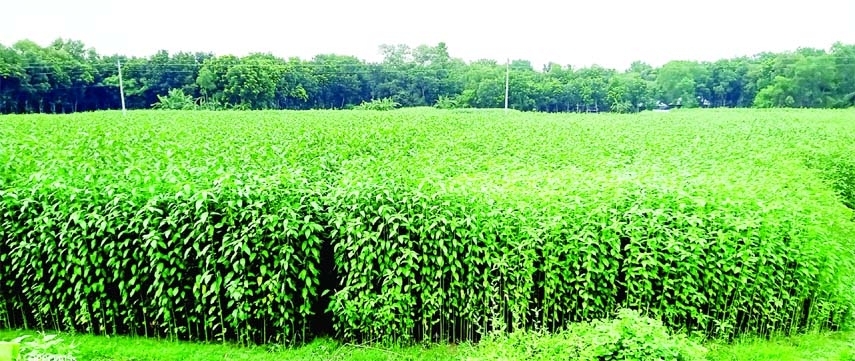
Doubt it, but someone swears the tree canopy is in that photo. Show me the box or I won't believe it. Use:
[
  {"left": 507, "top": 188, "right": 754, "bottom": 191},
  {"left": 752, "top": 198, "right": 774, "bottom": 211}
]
[{"left": 1, "top": 38, "right": 853, "bottom": 113}]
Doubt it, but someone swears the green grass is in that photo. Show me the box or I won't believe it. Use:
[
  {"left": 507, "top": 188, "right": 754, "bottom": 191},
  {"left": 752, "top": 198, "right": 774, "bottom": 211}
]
[
  {"left": 0, "top": 329, "right": 465, "bottom": 361},
  {"left": 1, "top": 329, "right": 853, "bottom": 360},
  {"left": 705, "top": 331, "right": 855, "bottom": 361}
]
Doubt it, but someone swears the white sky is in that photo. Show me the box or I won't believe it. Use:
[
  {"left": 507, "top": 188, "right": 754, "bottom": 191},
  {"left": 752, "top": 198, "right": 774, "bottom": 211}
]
[{"left": 3, "top": 0, "right": 854, "bottom": 70}]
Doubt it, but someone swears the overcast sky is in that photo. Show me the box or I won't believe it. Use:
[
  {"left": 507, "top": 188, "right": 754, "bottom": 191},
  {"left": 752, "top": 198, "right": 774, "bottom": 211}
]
[{"left": 3, "top": 0, "right": 854, "bottom": 70}]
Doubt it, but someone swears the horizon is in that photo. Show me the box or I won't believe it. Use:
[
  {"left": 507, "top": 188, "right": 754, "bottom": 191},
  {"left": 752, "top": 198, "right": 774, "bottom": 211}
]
[{"left": 3, "top": 0, "right": 854, "bottom": 70}]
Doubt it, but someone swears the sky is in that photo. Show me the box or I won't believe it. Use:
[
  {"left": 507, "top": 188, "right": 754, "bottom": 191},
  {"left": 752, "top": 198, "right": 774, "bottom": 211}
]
[{"left": 3, "top": 0, "right": 854, "bottom": 70}]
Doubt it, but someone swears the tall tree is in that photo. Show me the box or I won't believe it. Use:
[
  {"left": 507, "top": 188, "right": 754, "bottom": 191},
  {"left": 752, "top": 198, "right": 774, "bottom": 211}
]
[
  {"left": 831, "top": 42, "right": 855, "bottom": 106},
  {"left": 311, "top": 54, "right": 369, "bottom": 108},
  {"left": 656, "top": 60, "right": 710, "bottom": 107},
  {"left": 576, "top": 66, "right": 612, "bottom": 112},
  {"left": 2, "top": 37, "right": 855, "bottom": 114},
  {"left": 0, "top": 43, "right": 26, "bottom": 113}
]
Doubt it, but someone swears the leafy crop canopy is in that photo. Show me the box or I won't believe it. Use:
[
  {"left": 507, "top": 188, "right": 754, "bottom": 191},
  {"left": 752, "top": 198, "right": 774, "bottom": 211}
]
[{"left": 0, "top": 108, "right": 853, "bottom": 344}]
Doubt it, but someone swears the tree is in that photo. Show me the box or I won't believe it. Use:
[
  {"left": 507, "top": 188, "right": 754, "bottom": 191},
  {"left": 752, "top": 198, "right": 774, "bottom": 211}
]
[
  {"left": 274, "top": 57, "right": 313, "bottom": 109},
  {"left": 139, "top": 50, "right": 202, "bottom": 107},
  {"left": 458, "top": 59, "right": 504, "bottom": 108},
  {"left": 790, "top": 53, "right": 837, "bottom": 107},
  {"left": 656, "top": 61, "right": 709, "bottom": 108},
  {"left": 507, "top": 66, "right": 540, "bottom": 111},
  {"left": 754, "top": 76, "right": 795, "bottom": 108},
  {"left": 197, "top": 55, "right": 240, "bottom": 106},
  {"left": 831, "top": 43, "right": 855, "bottom": 107},
  {"left": 0, "top": 43, "right": 26, "bottom": 113},
  {"left": 2, "top": 37, "right": 855, "bottom": 114},
  {"left": 311, "top": 54, "right": 369, "bottom": 109},
  {"left": 46, "top": 38, "right": 94, "bottom": 112},
  {"left": 225, "top": 53, "right": 286, "bottom": 109},
  {"left": 708, "top": 58, "right": 748, "bottom": 107},
  {"left": 627, "top": 61, "right": 656, "bottom": 81},
  {"left": 607, "top": 73, "right": 652, "bottom": 112},
  {"left": 576, "top": 66, "right": 612, "bottom": 112}
]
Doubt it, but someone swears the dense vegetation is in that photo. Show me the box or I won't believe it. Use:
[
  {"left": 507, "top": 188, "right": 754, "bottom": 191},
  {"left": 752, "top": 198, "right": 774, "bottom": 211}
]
[
  {"left": 0, "top": 309, "right": 711, "bottom": 360},
  {"left": 1, "top": 39, "right": 855, "bottom": 114},
  {"left": 1, "top": 109, "right": 853, "bottom": 347}
]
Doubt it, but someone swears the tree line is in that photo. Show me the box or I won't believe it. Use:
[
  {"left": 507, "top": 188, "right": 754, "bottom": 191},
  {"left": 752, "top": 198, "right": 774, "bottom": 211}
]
[{"left": 1, "top": 38, "right": 854, "bottom": 114}]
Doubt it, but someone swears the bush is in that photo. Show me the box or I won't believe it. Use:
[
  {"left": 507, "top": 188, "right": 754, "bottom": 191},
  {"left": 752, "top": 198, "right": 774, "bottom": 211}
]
[
  {"left": 151, "top": 89, "right": 197, "bottom": 110},
  {"left": 353, "top": 97, "right": 399, "bottom": 111},
  {"left": 579, "top": 309, "right": 707, "bottom": 360},
  {"left": 198, "top": 98, "right": 225, "bottom": 111},
  {"left": 609, "top": 101, "right": 634, "bottom": 113},
  {"left": 434, "top": 95, "right": 461, "bottom": 109},
  {"left": 4, "top": 333, "right": 76, "bottom": 361},
  {"left": 470, "top": 309, "right": 707, "bottom": 361}
]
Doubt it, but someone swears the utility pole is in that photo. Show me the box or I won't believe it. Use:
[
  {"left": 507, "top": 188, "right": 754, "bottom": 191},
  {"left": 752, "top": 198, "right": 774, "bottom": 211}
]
[
  {"left": 118, "top": 60, "right": 126, "bottom": 116},
  {"left": 504, "top": 58, "right": 510, "bottom": 114}
]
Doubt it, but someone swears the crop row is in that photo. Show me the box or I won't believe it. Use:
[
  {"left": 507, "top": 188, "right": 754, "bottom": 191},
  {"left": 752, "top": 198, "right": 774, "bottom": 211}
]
[
  {"left": 1, "top": 178, "right": 850, "bottom": 344},
  {"left": 1, "top": 109, "right": 854, "bottom": 344}
]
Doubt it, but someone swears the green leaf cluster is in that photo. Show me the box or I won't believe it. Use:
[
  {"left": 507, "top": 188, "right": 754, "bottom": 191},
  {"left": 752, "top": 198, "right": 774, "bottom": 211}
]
[
  {"left": 472, "top": 309, "right": 707, "bottom": 361},
  {"left": 352, "top": 97, "right": 400, "bottom": 111},
  {"left": 152, "top": 89, "right": 197, "bottom": 110}
]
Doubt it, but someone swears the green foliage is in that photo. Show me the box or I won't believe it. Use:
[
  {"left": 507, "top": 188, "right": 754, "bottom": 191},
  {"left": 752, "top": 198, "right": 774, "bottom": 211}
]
[
  {"left": 844, "top": 92, "right": 855, "bottom": 107},
  {"left": 196, "top": 54, "right": 290, "bottom": 110},
  {"left": 353, "top": 97, "right": 400, "bottom": 111},
  {"left": 0, "top": 182, "right": 324, "bottom": 344},
  {"left": 151, "top": 89, "right": 197, "bottom": 110},
  {"left": 2, "top": 328, "right": 854, "bottom": 361},
  {"left": 433, "top": 95, "right": 461, "bottom": 109},
  {"left": 753, "top": 77, "right": 796, "bottom": 108},
  {"left": 829, "top": 161, "right": 855, "bottom": 211},
  {"left": 578, "top": 309, "right": 707, "bottom": 360},
  {"left": 5, "top": 333, "right": 76, "bottom": 361},
  {"left": 656, "top": 61, "right": 709, "bottom": 108},
  {"left": 471, "top": 309, "right": 707, "bottom": 361},
  {"left": 705, "top": 331, "right": 855, "bottom": 361},
  {"left": 0, "top": 108, "right": 853, "bottom": 347},
  {"left": 3, "top": 38, "right": 855, "bottom": 114},
  {"left": 198, "top": 98, "right": 226, "bottom": 111},
  {"left": 806, "top": 152, "right": 855, "bottom": 211}
]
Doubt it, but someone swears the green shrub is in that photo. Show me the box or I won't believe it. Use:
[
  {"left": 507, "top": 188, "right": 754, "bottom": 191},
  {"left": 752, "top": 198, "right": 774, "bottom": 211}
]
[
  {"left": 469, "top": 309, "right": 707, "bottom": 361},
  {"left": 578, "top": 309, "right": 707, "bottom": 360},
  {"left": 4, "top": 334, "right": 75, "bottom": 361},
  {"left": 151, "top": 89, "right": 197, "bottom": 110},
  {"left": 609, "top": 101, "right": 634, "bottom": 113},
  {"left": 198, "top": 98, "right": 225, "bottom": 111},
  {"left": 434, "top": 95, "right": 461, "bottom": 109},
  {"left": 353, "top": 97, "right": 400, "bottom": 111}
]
